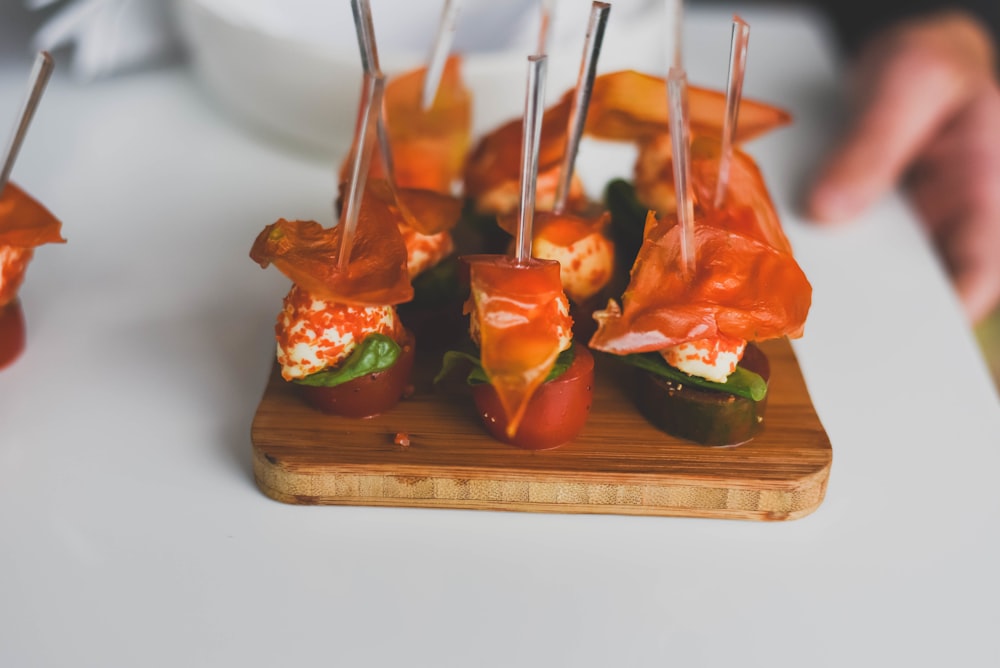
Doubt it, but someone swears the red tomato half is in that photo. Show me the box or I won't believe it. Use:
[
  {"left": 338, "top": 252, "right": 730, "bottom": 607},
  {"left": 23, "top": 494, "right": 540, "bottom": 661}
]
[
  {"left": 472, "top": 344, "right": 594, "bottom": 450},
  {"left": 0, "top": 299, "right": 26, "bottom": 370},
  {"left": 295, "top": 329, "right": 416, "bottom": 418}
]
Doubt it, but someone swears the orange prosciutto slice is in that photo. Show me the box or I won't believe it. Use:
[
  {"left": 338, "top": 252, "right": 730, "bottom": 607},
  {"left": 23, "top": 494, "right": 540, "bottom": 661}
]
[
  {"left": 689, "top": 137, "right": 792, "bottom": 254},
  {"left": 0, "top": 182, "right": 64, "bottom": 250},
  {"left": 250, "top": 183, "right": 412, "bottom": 306},
  {"left": 465, "top": 255, "right": 571, "bottom": 437},
  {"left": 364, "top": 179, "right": 463, "bottom": 237},
  {"left": 0, "top": 182, "right": 65, "bottom": 306},
  {"left": 361, "top": 179, "right": 462, "bottom": 279},
  {"left": 585, "top": 69, "right": 792, "bottom": 144},
  {"left": 341, "top": 55, "right": 472, "bottom": 195},
  {"left": 463, "top": 96, "right": 574, "bottom": 213},
  {"left": 589, "top": 209, "right": 811, "bottom": 355},
  {"left": 638, "top": 136, "right": 792, "bottom": 252},
  {"left": 463, "top": 70, "right": 788, "bottom": 215}
]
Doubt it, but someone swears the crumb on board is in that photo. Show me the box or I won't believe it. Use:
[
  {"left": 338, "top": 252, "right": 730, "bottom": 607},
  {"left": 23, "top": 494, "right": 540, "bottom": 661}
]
[{"left": 394, "top": 432, "right": 411, "bottom": 447}]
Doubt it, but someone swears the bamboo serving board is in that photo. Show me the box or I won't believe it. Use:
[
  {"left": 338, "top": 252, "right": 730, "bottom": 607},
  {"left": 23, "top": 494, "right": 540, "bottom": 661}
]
[{"left": 251, "top": 337, "right": 831, "bottom": 520}]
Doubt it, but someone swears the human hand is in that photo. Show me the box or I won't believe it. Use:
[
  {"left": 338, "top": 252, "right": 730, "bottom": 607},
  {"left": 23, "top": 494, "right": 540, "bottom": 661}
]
[{"left": 807, "top": 12, "right": 1000, "bottom": 323}]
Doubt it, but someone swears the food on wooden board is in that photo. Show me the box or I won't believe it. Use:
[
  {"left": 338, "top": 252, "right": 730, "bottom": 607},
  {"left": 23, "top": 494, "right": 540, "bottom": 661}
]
[
  {"left": 336, "top": 56, "right": 472, "bottom": 344},
  {"left": 461, "top": 65, "right": 788, "bottom": 333},
  {"left": 589, "top": 69, "right": 791, "bottom": 266},
  {"left": 588, "top": 134, "right": 812, "bottom": 446},
  {"left": 435, "top": 51, "right": 594, "bottom": 450},
  {"left": 463, "top": 92, "right": 613, "bottom": 333},
  {"left": 0, "top": 182, "right": 65, "bottom": 370},
  {"left": 438, "top": 254, "right": 593, "bottom": 450},
  {"left": 250, "top": 182, "right": 417, "bottom": 418}
]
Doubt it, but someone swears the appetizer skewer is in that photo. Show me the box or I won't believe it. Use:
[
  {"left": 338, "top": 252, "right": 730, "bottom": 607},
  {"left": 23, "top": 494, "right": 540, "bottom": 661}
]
[
  {"left": 249, "top": 12, "right": 420, "bottom": 418},
  {"left": 1, "top": 52, "right": 64, "bottom": 371},
  {"left": 422, "top": 0, "right": 462, "bottom": 110},
  {"left": 337, "top": 0, "right": 471, "bottom": 345},
  {"left": 468, "top": 3, "right": 615, "bottom": 335},
  {"left": 714, "top": 15, "right": 750, "bottom": 208},
  {"left": 588, "top": 17, "right": 811, "bottom": 446},
  {"left": 249, "top": 183, "right": 416, "bottom": 418},
  {"left": 443, "top": 54, "right": 594, "bottom": 450}
]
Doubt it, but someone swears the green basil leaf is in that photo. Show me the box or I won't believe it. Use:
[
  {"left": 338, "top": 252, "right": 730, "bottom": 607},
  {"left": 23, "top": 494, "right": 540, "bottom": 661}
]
[
  {"left": 547, "top": 345, "right": 576, "bottom": 382},
  {"left": 434, "top": 345, "right": 577, "bottom": 386},
  {"left": 620, "top": 352, "right": 767, "bottom": 401},
  {"left": 434, "top": 350, "right": 490, "bottom": 385},
  {"left": 293, "top": 333, "right": 401, "bottom": 388}
]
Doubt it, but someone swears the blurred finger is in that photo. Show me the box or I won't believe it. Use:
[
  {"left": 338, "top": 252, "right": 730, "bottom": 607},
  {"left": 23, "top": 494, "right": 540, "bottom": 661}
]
[
  {"left": 948, "top": 215, "right": 1000, "bottom": 323},
  {"left": 807, "top": 13, "right": 995, "bottom": 223},
  {"left": 808, "top": 50, "right": 968, "bottom": 222},
  {"left": 910, "top": 86, "right": 1000, "bottom": 322}
]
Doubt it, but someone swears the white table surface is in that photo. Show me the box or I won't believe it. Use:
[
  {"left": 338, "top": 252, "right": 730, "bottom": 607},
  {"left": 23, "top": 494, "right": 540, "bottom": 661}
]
[{"left": 2, "top": 4, "right": 998, "bottom": 667}]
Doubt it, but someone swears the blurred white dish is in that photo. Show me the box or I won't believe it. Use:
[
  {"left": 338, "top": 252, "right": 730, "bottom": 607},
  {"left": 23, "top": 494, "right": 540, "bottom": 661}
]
[{"left": 174, "top": 0, "right": 662, "bottom": 155}]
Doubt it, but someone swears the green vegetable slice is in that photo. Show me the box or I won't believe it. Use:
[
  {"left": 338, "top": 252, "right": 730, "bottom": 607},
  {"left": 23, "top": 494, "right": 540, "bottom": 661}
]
[
  {"left": 435, "top": 345, "right": 577, "bottom": 386},
  {"left": 410, "top": 256, "right": 462, "bottom": 307},
  {"left": 293, "top": 333, "right": 401, "bottom": 388},
  {"left": 604, "top": 178, "right": 649, "bottom": 266},
  {"left": 620, "top": 352, "right": 768, "bottom": 401}
]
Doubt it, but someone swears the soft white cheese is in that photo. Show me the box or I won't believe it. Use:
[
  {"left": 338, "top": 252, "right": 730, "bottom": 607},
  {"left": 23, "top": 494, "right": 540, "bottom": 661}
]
[
  {"left": 533, "top": 232, "right": 614, "bottom": 303},
  {"left": 661, "top": 335, "right": 747, "bottom": 383},
  {"left": 275, "top": 286, "right": 399, "bottom": 381}
]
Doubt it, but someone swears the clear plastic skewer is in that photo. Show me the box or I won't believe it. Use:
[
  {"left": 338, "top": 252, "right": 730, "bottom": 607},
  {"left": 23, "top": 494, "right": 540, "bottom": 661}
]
[
  {"left": 0, "top": 52, "right": 54, "bottom": 195},
  {"left": 515, "top": 55, "right": 548, "bottom": 264},
  {"left": 349, "top": 0, "right": 395, "bottom": 187},
  {"left": 338, "top": 72, "right": 385, "bottom": 270},
  {"left": 667, "top": 66, "right": 696, "bottom": 278},
  {"left": 351, "top": 0, "right": 381, "bottom": 77},
  {"left": 339, "top": 0, "right": 385, "bottom": 268},
  {"left": 537, "top": 0, "right": 558, "bottom": 56},
  {"left": 714, "top": 15, "right": 749, "bottom": 209},
  {"left": 664, "top": 0, "right": 684, "bottom": 69},
  {"left": 553, "top": 1, "right": 610, "bottom": 215},
  {"left": 421, "top": 0, "right": 462, "bottom": 109}
]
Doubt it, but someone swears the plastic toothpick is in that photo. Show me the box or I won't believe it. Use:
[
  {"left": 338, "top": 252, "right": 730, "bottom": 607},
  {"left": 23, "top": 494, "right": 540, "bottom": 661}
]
[
  {"left": 515, "top": 55, "right": 548, "bottom": 264},
  {"left": 664, "top": 0, "right": 684, "bottom": 70},
  {"left": 714, "top": 15, "right": 749, "bottom": 209},
  {"left": 0, "top": 51, "right": 54, "bottom": 195},
  {"left": 342, "top": 0, "right": 390, "bottom": 269},
  {"left": 349, "top": 0, "right": 395, "bottom": 186},
  {"left": 553, "top": 1, "right": 610, "bottom": 215},
  {"left": 351, "top": 0, "right": 381, "bottom": 77},
  {"left": 667, "top": 66, "right": 695, "bottom": 278},
  {"left": 537, "top": 0, "right": 558, "bottom": 56},
  {"left": 422, "top": 0, "right": 462, "bottom": 109},
  {"left": 339, "top": 72, "right": 385, "bottom": 270}
]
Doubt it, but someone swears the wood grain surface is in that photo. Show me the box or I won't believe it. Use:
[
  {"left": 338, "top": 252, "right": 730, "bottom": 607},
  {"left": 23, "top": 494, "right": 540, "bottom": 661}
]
[{"left": 251, "top": 338, "right": 831, "bottom": 520}]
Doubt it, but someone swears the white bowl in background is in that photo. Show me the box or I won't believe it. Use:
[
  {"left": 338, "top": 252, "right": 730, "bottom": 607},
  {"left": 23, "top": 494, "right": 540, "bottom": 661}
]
[{"left": 174, "top": 0, "right": 663, "bottom": 157}]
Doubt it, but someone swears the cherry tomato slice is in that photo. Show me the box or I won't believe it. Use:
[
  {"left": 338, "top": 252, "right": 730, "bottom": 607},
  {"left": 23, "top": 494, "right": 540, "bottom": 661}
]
[
  {"left": 0, "top": 299, "right": 26, "bottom": 370},
  {"left": 472, "top": 344, "right": 594, "bottom": 450},
  {"left": 295, "top": 329, "right": 416, "bottom": 418}
]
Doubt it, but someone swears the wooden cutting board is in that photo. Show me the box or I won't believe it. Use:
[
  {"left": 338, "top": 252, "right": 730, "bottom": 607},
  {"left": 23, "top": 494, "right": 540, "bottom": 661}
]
[{"left": 251, "top": 337, "right": 831, "bottom": 520}]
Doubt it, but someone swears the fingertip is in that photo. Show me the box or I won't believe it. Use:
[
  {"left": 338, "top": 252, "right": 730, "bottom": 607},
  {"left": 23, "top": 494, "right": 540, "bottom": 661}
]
[
  {"left": 955, "top": 268, "right": 1000, "bottom": 325},
  {"left": 805, "top": 181, "right": 865, "bottom": 223}
]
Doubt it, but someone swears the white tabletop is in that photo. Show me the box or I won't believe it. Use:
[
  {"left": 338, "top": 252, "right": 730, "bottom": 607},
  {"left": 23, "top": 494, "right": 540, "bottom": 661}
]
[{"left": 2, "top": 4, "right": 998, "bottom": 667}]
